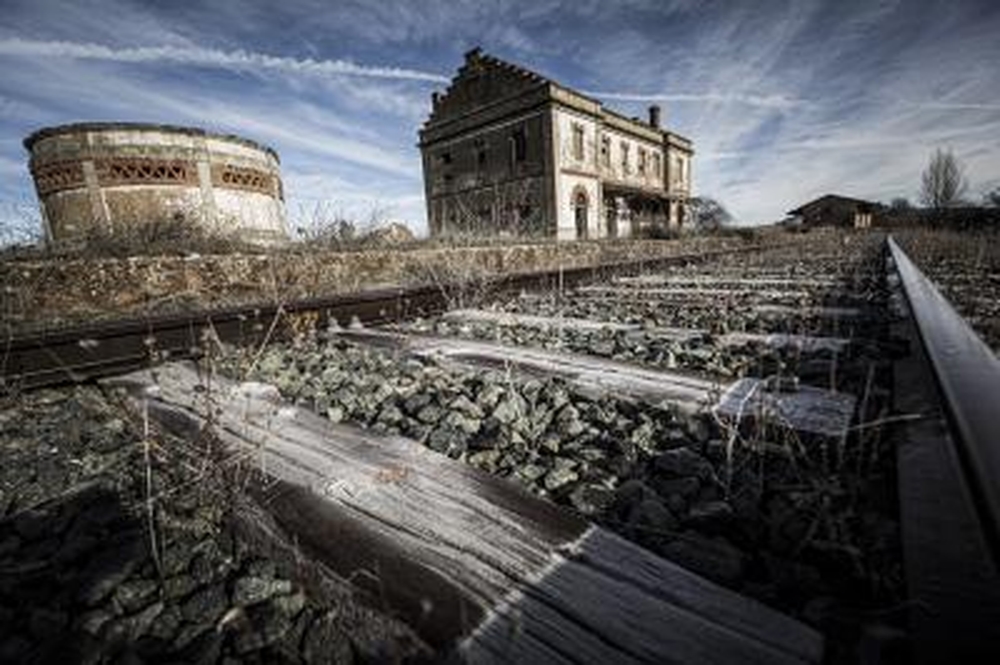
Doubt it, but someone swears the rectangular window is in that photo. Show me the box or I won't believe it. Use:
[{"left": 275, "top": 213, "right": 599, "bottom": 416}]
[
  {"left": 440, "top": 151, "right": 452, "bottom": 165},
  {"left": 638, "top": 148, "right": 647, "bottom": 175},
  {"left": 621, "top": 142, "right": 630, "bottom": 175},
  {"left": 518, "top": 204, "right": 533, "bottom": 222},
  {"left": 600, "top": 136, "right": 610, "bottom": 167},
  {"left": 652, "top": 153, "right": 661, "bottom": 177},
  {"left": 572, "top": 123, "right": 585, "bottom": 161},
  {"left": 512, "top": 127, "right": 527, "bottom": 164},
  {"left": 476, "top": 140, "right": 487, "bottom": 169}
]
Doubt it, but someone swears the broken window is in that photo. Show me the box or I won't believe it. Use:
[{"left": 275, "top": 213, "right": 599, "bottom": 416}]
[
  {"left": 518, "top": 204, "right": 533, "bottom": 224},
  {"left": 511, "top": 127, "right": 527, "bottom": 164},
  {"left": 572, "top": 123, "right": 585, "bottom": 161},
  {"left": 476, "top": 139, "right": 487, "bottom": 169}
]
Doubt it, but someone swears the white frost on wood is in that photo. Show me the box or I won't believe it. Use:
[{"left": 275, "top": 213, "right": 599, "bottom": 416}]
[
  {"left": 615, "top": 275, "right": 841, "bottom": 289},
  {"left": 233, "top": 381, "right": 282, "bottom": 404},
  {"left": 443, "top": 309, "right": 635, "bottom": 333},
  {"left": 754, "top": 304, "right": 862, "bottom": 319},
  {"left": 344, "top": 330, "right": 721, "bottom": 415},
  {"left": 714, "top": 378, "right": 856, "bottom": 439},
  {"left": 442, "top": 309, "right": 707, "bottom": 342},
  {"left": 577, "top": 285, "right": 812, "bottom": 300},
  {"left": 717, "top": 333, "right": 850, "bottom": 354}
]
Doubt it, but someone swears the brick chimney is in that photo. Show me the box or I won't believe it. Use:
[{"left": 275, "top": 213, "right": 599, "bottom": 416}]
[{"left": 648, "top": 105, "right": 661, "bottom": 129}]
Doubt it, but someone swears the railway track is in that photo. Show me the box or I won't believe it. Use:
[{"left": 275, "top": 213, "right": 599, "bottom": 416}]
[
  {"left": 2, "top": 232, "right": 998, "bottom": 663},
  {"left": 0, "top": 242, "right": 779, "bottom": 391}
]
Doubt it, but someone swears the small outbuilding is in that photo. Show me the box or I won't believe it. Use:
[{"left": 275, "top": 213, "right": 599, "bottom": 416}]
[{"left": 787, "top": 194, "right": 882, "bottom": 229}]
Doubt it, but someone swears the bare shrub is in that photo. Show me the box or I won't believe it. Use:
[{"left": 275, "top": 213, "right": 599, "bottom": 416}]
[
  {"left": 72, "top": 212, "right": 247, "bottom": 258},
  {"left": 404, "top": 240, "right": 501, "bottom": 309},
  {"left": 290, "top": 201, "right": 417, "bottom": 252}
]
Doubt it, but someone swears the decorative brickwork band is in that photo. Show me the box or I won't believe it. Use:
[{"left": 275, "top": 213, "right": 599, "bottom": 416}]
[
  {"left": 95, "top": 158, "right": 199, "bottom": 187},
  {"left": 211, "top": 164, "right": 281, "bottom": 198},
  {"left": 31, "top": 161, "right": 86, "bottom": 196}
]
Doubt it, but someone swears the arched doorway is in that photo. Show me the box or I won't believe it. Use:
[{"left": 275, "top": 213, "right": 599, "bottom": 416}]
[{"left": 573, "top": 189, "right": 589, "bottom": 239}]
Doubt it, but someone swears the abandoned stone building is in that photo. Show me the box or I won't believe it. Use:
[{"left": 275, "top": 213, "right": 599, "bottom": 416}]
[{"left": 419, "top": 48, "right": 694, "bottom": 240}]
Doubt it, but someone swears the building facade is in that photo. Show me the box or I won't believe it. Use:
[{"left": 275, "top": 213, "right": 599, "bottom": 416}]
[
  {"left": 420, "top": 49, "right": 694, "bottom": 240},
  {"left": 24, "top": 122, "right": 288, "bottom": 246}
]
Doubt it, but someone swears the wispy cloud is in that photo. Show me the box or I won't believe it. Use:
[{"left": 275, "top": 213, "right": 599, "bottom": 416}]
[
  {"left": 0, "top": 38, "right": 449, "bottom": 83},
  {"left": 0, "top": 94, "right": 41, "bottom": 120},
  {"left": 585, "top": 90, "right": 808, "bottom": 111},
  {"left": 910, "top": 101, "right": 1000, "bottom": 111}
]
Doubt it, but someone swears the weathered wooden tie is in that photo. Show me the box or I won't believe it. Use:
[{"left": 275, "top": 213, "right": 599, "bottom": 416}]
[
  {"left": 716, "top": 332, "right": 851, "bottom": 354},
  {"left": 714, "top": 378, "right": 857, "bottom": 441},
  {"left": 339, "top": 329, "right": 718, "bottom": 414},
  {"left": 440, "top": 309, "right": 708, "bottom": 342},
  {"left": 108, "top": 363, "right": 823, "bottom": 664},
  {"left": 753, "top": 304, "right": 863, "bottom": 319},
  {"left": 613, "top": 276, "right": 843, "bottom": 289},
  {"left": 340, "top": 329, "right": 861, "bottom": 442},
  {"left": 576, "top": 285, "right": 814, "bottom": 300}
]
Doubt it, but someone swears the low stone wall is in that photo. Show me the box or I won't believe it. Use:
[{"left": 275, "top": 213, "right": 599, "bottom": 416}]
[{"left": 1, "top": 232, "right": 786, "bottom": 332}]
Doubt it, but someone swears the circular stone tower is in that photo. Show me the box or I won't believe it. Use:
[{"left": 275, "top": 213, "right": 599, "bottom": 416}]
[{"left": 24, "top": 122, "right": 288, "bottom": 246}]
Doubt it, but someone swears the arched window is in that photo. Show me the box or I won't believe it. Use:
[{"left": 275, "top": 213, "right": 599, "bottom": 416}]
[{"left": 573, "top": 188, "right": 589, "bottom": 239}]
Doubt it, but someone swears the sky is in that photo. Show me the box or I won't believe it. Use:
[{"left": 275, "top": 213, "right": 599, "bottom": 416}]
[{"left": 1, "top": 0, "right": 999, "bottom": 240}]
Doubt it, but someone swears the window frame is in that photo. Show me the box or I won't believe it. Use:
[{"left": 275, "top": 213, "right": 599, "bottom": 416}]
[{"left": 572, "top": 123, "right": 585, "bottom": 162}]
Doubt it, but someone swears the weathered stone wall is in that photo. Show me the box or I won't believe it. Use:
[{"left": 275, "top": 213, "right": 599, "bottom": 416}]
[
  {"left": 0, "top": 234, "right": 780, "bottom": 332},
  {"left": 24, "top": 123, "right": 288, "bottom": 247}
]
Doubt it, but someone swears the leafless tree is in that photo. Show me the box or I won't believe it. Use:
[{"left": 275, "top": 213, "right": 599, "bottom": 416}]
[
  {"left": 689, "top": 196, "right": 733, "bottom": 231},
  {"left": 984, "top": 187, "right": 1000, "bottom": 208},
  {"left": 920, "top": 148, "right": 968, "bottom": 209}
]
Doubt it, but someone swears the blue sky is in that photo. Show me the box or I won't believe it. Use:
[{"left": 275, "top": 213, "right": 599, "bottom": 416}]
[{"left": 1, "top": 0, "right": 999, "bottom": 239}]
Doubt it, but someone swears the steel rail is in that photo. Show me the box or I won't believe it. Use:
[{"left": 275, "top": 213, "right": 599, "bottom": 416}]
[
  {"left": 2, "top": 241, "right": 782, "bottom": 390},
  {"left": 888, "top": 235, "right": 1000, "bottom": 564}
]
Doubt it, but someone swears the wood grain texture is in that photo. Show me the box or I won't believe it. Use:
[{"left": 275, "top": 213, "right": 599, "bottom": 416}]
[
  {"left": 106, "top": 362, "right": 822, "bottom": 663},
  {"left": 440, "top": 309, "right": 708, "bottom": 342},
  {"left": 338, "top": 329, "right": 718, "bottom": 414}
]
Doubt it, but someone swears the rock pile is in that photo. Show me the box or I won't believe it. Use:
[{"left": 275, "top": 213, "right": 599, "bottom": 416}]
[
  {"left": 0, "top": 386, "right": 425, "bottom": 663},
  {"left": 227, "top": 335, "right": 903, "bottom": 625}
]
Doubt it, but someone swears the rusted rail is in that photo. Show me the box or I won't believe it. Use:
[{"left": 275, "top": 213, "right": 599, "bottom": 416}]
[
  {"left": 1, "top": 242, "right": 780, "bottom": 390},
  {"left": 887, "top": 236, "right": 1000, "bottom": 662},
  {"left": 889, "top": 236, "right": 1000, "bottom": 561}
]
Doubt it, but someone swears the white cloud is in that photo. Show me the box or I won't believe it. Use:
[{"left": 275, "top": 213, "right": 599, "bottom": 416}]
[
  {"left": 0, "top": 38, "right": 449, "bottom": 83},
  {"left": 585, "top": 90, "right": 807, "bottom": 111}
]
